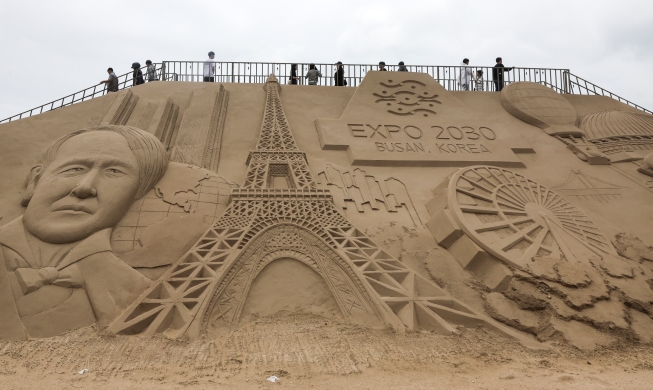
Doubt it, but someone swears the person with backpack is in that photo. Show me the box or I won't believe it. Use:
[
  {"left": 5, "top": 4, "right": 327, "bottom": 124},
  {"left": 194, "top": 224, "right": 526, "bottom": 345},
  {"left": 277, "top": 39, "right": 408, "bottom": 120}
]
[
  {"left": 131, "top": 63, "right": 145, "bottom": 86},
  {"left": 305, "top": 64, "right": 322, "bottom": 85},
  {"left": 100, "top": 68, "right": 119, "bottom": 92},
  {"left": 334, "top": 61, "right": 346, "bottom": 86},
  {"left": 492, "top": 57, "right": 513, "bottom": 92},
  {"left": 457, "top": 58, "right": 473, "bottom": 91},
  {"left": 145, "top": 60, "right": 157, "bottom": 82}
]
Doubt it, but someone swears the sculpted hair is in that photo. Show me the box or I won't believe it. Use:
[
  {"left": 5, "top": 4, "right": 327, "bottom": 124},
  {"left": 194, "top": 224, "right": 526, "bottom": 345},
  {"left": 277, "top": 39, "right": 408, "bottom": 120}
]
[{"left": 39, "top": 125, "right": 168, "bottom": 199}]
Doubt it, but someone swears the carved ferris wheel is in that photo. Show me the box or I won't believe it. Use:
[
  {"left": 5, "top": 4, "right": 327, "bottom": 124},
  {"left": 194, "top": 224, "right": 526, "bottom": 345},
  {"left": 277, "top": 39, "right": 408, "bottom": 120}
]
[{"left": 446, "top": 166, "right": 617, "bottom": 269}]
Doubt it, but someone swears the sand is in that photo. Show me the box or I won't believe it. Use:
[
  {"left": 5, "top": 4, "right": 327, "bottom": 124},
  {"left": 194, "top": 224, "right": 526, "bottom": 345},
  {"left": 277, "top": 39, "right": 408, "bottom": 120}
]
[{"left": 1, "top": 313, "right": 653, "bottom": 389}]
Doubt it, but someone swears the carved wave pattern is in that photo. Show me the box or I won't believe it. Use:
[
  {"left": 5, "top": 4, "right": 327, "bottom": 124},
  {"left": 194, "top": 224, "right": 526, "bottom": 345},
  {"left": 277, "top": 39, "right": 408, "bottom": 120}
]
[{"left": 373, "top": 79, "right": 441, "bottom": 117}]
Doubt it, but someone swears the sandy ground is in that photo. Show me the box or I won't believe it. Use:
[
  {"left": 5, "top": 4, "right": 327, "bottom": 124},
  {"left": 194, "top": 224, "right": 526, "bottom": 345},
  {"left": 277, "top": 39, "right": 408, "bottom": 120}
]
[{"left": 1, "top": 312, "right": 653, "bottom": 390}]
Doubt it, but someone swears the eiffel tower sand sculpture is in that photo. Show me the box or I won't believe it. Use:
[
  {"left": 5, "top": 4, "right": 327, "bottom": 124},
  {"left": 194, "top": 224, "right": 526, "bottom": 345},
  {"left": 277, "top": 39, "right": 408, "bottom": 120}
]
[{"left": 109, "top": 75, "right": 539, "bottom": 347}]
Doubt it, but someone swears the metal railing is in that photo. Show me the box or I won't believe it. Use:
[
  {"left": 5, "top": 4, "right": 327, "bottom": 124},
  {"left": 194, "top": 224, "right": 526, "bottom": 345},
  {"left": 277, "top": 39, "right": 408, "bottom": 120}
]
[
  {"left": 2, "top": 61, "right": 650, "bottom": 124},
  {"left": 567, "top": 72, "right": 652, "bottom": 114},
  {"left": 0, "top": 64, "right": 163, "bottom": 124},
  {"left": 162, "top": 61, "right": 572, "bottom": 93}
]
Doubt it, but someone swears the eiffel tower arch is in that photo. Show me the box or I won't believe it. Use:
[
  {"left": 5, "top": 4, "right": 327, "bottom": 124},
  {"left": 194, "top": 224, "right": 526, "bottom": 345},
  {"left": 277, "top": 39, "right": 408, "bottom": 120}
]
[
  {"left": 199, "top": 223, "right": 388, "bottom": 333},
  {"left": 108, "top": 75, "right": 538, "bottom": 347}
]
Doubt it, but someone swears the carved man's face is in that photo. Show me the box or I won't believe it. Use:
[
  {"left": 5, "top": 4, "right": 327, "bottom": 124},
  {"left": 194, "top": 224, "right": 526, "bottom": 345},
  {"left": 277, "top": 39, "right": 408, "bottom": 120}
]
[{"left": 23, "top": 132, "right": 140, "bottom": 244}]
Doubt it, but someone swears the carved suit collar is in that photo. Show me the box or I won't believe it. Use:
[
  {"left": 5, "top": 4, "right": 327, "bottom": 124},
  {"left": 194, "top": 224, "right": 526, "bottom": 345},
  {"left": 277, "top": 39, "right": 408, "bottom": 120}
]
[{"left": 0, "top": 217, "right": 113, "bottom": 270}]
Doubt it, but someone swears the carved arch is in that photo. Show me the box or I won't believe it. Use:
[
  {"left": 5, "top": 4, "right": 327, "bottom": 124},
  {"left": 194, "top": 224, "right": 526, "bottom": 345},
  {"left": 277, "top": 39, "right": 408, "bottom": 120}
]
[{"left": 200, "top": 223, "right": 385, "bottom": 331}]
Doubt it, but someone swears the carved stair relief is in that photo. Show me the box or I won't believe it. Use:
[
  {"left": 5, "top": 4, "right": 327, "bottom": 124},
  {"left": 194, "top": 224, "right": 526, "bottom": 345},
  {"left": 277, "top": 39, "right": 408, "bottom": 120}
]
[
  {"left": 425, "top": 165, "right": 619, "bottom": 292},
  {"left": 135, "top": 101, "right": 159, "bottom": 131},
  {"left": 86, "top": 92, "right": 119, "bottom": 127},
  {"left": 152, "top": 98, "right": 180, "bottom": 152},
  {"left": 108, "top": 75, "right": 541, "bottom": 349},
  {"left": 317, "top": 165, "right": 422, "bottom": 226},
  {"left": 170, "top": 85, "right": 229, "bottom": 172},
  {"left": 99, "top": 89, "right": 139, "bottom": 126},
  {"left": 552, "top": 170, "right": 625, "bottom": 203}
]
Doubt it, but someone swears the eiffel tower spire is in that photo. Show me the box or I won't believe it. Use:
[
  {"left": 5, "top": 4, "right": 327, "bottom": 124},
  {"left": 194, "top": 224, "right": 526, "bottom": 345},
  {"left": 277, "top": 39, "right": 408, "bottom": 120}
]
[
  {"left": 254, "top": 74, "right": 299, "bottom": 152},
  {"left": 242, "top": 75, "right": 316, "bottom": 190},
  {"left": 109, "top": 76, "right": 535, "bottom": 347}
]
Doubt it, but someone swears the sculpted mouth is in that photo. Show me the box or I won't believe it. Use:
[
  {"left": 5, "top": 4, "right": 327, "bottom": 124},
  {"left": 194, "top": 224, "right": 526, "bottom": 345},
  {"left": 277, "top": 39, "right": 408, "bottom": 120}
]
[{"left": 54, "top": 204, "right": 94, "bottom": 214}]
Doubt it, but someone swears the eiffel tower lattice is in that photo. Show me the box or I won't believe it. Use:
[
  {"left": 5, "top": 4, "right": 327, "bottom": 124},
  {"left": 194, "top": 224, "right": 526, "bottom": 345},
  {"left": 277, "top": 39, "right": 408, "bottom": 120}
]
[{"left": 109, "top": 75, "right": 536, "bottom": 346}]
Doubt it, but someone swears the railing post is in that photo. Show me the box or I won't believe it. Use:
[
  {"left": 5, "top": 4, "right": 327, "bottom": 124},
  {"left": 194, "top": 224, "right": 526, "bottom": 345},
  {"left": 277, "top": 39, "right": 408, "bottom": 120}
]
[
  {"left": 161, "top": 62, "right": 166, "bottom": 81},
  {"left": 231, "top": 63, "right": 235, "bottom": 83}
]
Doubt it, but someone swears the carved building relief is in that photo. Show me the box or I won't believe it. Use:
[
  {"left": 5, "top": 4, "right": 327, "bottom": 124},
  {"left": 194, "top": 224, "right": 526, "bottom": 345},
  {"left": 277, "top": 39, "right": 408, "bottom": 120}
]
[
  {"left": 316, "top": 164, "right": 422, "bottom": 226},
  {"left": 551, "top": 170, "right": 625, "bottom": 203},
  {"left": 501, "top": 82, "right": 653, "bottom": 164},
  {"left": 426, "top": 166, "right": 618, "bottom": 291},
  {"left": 108, "top": 75, "right": 538, "bottom": 348},
  {"left": 426, "top": 166, "right": 653, "bottom": 344}
]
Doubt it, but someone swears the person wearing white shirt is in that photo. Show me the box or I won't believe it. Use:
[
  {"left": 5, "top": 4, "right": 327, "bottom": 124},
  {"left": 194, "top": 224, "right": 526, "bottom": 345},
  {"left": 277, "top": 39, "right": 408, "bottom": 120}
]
[
  {"left": 203, "top": 51, "right": 216, "bottom": 82},
  {"left": 457, "top": 58, "right": 474, "bottom": 91}
]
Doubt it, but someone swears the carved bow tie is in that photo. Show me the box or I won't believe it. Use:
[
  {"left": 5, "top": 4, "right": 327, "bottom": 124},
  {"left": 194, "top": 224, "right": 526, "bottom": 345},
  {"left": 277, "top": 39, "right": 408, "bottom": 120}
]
[{"left": 14, "top": 266, "right": 84, "bottom": 295}]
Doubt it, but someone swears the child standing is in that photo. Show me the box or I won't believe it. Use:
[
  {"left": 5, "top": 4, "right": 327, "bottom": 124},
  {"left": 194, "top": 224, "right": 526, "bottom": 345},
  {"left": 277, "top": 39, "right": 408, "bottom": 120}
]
[
  {"left": 475, "top": 70, "right": 484, "bottom": 91},
  {"left": 146, "top": 60, "right": 158, "bottom": 82}
]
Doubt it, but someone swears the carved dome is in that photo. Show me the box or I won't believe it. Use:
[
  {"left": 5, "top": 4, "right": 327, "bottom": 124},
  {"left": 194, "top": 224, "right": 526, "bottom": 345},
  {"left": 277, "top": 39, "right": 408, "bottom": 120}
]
[{"left": 579, "top": 110, "right": 653, "bottom": 140}]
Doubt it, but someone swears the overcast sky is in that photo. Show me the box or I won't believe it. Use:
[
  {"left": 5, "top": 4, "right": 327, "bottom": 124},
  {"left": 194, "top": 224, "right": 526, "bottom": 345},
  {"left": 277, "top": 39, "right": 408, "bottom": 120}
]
[{"left": 1, "top": 0, "right": 652, "bottom": 120}]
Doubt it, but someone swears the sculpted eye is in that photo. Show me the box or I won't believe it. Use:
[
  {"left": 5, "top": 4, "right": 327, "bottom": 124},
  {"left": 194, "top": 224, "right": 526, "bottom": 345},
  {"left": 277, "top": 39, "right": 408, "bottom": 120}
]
[
  {"left": 61, "top": 167, "right": 85, "bottom": 174},
  {"left": 106, "top": 168, "right": 125, "bottom": 174}
]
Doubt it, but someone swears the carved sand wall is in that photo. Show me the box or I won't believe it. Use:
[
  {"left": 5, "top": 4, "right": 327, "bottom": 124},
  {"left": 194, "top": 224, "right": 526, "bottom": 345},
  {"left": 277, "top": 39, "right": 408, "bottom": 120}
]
[{"left": 2, "top": 71, "right": 653, "bottom": 350}]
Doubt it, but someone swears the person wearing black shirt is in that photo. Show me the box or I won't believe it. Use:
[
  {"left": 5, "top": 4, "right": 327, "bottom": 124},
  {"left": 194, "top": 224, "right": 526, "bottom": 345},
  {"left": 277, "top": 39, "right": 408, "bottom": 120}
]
[
  {"left": 131, "top": 62, "right": 145, "bottom": 86},
  {"left": 334, "top": 61, "right": 346, "bottom": 86},
  {"left": 492, "top": 57, "right": 513, "bottom": 92},
  {"left": 290, "top": 64, "right": 299, "bottom": 85}
]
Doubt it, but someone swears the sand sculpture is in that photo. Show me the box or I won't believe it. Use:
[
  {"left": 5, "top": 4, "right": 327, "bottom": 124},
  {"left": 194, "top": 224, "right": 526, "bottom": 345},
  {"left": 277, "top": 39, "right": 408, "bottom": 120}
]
[
  {"left": 0, "top": 126, "right": 166, "bottom": 340},
  {"left": 1, "top": 71, "right": 653, "bottom": 351}
]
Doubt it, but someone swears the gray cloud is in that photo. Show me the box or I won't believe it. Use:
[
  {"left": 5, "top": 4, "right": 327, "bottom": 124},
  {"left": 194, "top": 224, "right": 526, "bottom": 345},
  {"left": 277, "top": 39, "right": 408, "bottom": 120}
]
[{"left": 1, "top": 0, "right": 651, "bottom": 120}]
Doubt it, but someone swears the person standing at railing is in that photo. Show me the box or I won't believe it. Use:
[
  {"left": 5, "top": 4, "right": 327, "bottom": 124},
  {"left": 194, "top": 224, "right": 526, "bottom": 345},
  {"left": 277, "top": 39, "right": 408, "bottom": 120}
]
[
  {"left": 132, "top": 63, "right": 145, "bottom": 86},
  {"left": 145, "top": 60, "right": 158, "bottom": 82},
  {"left": 475, "top": 70, "right": 484, "bottom": 91},
  {"left": 204, "top": 51, "right": 216, "bottom": 82},
  {"left": 397, "top": 61, "right": 408, "bottom": 72},
  {"left": 290, "top": 64, "right": 299, "bottom": 85},
  {"left": 457, "top": 58, "right": 473, "bottom": 91},
  {"left": 379, "top": 61, "right": 387, "bottom": 71},
  {"left": 334, "top": 61, "right": 346, "bottom": 86},
  {"left": 99, "top": 68, "right": 119, "bottom": 92},
  {"left": 305, "top": 64, "right": 322, "bottom": 85},
  {"left": 492, "top": 57, "right": 513, "bottom": 92}
]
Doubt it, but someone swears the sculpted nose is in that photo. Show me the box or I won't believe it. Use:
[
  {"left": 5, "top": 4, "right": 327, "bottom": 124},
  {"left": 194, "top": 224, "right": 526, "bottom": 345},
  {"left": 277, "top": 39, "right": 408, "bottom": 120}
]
[
  {"left": 71, "top": 171, "right": 99, "bottom": 199},
  {"left": 72, "top": 185, "right": 97, "bottom": 199}
]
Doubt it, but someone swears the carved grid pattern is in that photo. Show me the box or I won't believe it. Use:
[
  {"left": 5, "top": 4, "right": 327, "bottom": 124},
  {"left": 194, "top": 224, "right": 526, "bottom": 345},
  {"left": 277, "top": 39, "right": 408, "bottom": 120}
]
[
  {"left": 108, "top": 227, "right": 248, "bottom": 338},
  {"left": 255, "top": 80, "right": 299, "bottom": 151},
  {"left": 243, "top": 154, "right": 268, "bottom": 188},
  {"left": 326, "top": 226, "right": 491, "bottom": 333},
  {"left": 204, "top": 226, "right": 372, "bottom": 328}
]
